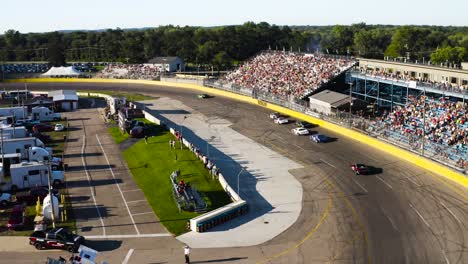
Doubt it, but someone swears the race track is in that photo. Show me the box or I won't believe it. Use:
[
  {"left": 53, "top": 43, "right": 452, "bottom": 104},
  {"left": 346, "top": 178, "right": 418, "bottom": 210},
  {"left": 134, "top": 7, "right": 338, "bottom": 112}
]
[{"left": 3, "top": 81, "right": 467, "bottom": 264}]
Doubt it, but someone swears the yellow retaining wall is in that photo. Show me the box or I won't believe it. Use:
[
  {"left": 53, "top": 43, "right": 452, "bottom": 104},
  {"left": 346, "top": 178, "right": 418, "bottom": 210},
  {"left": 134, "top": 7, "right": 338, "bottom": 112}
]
[{"left": 4, "top": 78, "right": 467, "bottom": 188}]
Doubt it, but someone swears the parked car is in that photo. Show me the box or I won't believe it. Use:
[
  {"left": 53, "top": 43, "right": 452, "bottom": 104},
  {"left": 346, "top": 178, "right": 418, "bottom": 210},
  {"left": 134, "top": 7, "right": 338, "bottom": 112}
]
[
  {"left": 269, "top": 112, "right": 281, "bottom": 119},
  {"left": 130, "top": 126, "right": 145, "bottom": 138},
  {"left": 274, "top": 117, "right": 289, "bottom": 124},
  {"left": 7, "top": 204, "right": 26, "bottom": 230},
  {"left": 54, "top": 123, "right": 65, "bottom": 131},
  {"left": 32, "top": 124, "right": 54, "bottom": 133},
  {"left": 351, "top": 164, "right": 370, "bottom": 175},
  {"left": 0, "top": 192, "right": 13, "bottom": 207},
  {"left": 29, "top": 228, "right": 85, "bottom": 252},
  {"left": 33, "top": 133, "right": 51, "bottom": 143},
  {"left": 292, "top": 127, "right": 309, "bottom": 135},
  {"left": 15, "top": 187, "right": 59, "bottom": 205},
  {"left": 310, "top": 134, "right": 330, "bottom": 143},
  {"left": 296, "top": 121, "right": 314, "bottom": 128}
]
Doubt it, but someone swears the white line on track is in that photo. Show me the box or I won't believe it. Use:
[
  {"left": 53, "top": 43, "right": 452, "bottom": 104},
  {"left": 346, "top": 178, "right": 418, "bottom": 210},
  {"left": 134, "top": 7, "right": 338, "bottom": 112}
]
[
  {"left": 376, "top": 176, "right": 393, "bottom": 189},
  {"left": 122, "top": 189, "right": 141, "bottom": 193},
  {"left": 405, "top": 176, "right": 421, "bottom": 187},
  {"left": 319, "top": 159, "right": 337, "bottom": 168},
  {"left": 351, "top": 178, "right": 368, "bottom": 193},
  {"left": 96, "top": 134, "right": 140, "bottom": 235},
  {"left": 409, "top": 203, "right": 430, "bottom": 228},
  {"left": 381, "top": 207, "right": 399, "bottom": 232},
  {"left": 440, "top": 202, "right": 461, "bottom": 224},
  {"left": 86, "top": 233, "right": 171, "bottom": 239},
  {"left": 126, "top": 199, "right": 146, "bottom": 204},
  {"left": 81, "top": 135, "right": 106, "bottom": 237},
  {"left": 122, "top": 248, "right": 134, "bottom": 264},
  {"left": 132, "top": 212, "right": 154, "bottom": 216},
  {"left": 442, "top": 250, "right": 450, "bottom": 264}
]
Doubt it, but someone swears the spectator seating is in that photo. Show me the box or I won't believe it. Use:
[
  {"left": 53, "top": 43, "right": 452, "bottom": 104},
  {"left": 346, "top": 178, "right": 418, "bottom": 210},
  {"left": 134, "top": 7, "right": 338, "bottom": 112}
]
[{"left": 97, "top": 63, "right": 161, "bottom": 80}]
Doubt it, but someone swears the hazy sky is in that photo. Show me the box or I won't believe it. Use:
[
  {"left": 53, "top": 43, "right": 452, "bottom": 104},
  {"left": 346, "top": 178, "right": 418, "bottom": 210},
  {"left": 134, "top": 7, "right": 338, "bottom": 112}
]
[{"left": 2, "top": 0, "right": 467, "bottom": 33}]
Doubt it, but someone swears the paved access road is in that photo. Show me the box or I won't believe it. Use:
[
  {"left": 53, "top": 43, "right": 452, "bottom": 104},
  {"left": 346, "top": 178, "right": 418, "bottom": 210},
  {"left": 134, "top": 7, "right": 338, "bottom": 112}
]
[{"left": 1, "top": 82, "right": 467, "bottom": 264}]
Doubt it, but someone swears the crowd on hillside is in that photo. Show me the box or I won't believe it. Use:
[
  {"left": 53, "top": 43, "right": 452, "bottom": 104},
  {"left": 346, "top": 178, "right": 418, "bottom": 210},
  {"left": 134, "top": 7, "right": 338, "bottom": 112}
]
[
  {"left": 370, "top": 96, "right": 468, "bottom": 169},
  {"left": 360, "top": 69, "right": 468, "bottom": 94},
  {"left": 223, "top": 51, "right": 355, "bottom": 99},
  {"left": 97, "top": 63, "right": 161, "bottom": 80},
  {"left": 1, "top": 63, "right": 49, "bottom": 74}
]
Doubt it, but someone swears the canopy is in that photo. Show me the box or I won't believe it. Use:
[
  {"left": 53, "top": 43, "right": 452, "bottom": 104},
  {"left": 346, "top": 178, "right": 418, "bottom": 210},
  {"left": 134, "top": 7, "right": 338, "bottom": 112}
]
[{"left": 42, "top": 66, "right": 82, "bottom": 76}]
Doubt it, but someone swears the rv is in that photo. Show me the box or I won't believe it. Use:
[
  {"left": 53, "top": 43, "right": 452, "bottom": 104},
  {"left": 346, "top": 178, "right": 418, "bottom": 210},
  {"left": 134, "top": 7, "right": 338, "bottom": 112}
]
[
  {"left": 0, "top": 137, "right": 45, "bottom": 157},
  {"left": 3, "top": 161, "right": 64, "bottom": 191},
  {"left": 0, "top": 147, "right": 62, "bottom": 176},
  {"left": 0, "top": 107, "right": 27, "bottom": 120},
  {"left": 31, "top": 107, "right": 61, "bottom": 122}
]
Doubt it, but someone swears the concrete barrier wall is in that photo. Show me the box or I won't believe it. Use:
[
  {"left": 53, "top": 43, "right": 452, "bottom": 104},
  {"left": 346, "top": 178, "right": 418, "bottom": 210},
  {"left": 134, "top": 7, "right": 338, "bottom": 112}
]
[{"left": 7, "top": 78, "right": 467, "bottom": 189}]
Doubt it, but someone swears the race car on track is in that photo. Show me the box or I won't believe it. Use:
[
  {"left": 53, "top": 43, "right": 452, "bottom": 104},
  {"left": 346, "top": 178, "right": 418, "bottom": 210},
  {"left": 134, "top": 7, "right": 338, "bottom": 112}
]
[
  {"left": 269, "top": 112, "right": 281, "bottom": 119},
  {"left": 274, "top": 117, "right": 289, "bottom": 124},
  {"left": 292, "top": 127, "right": 309, "bottom": 135},
  {"left": 29, "top": 228, "right": 85, "bottom": 252},
  {"left": 197, "top": 94, "right": 210, "bottom": 99},
  {"left": 310, "top": 134, "right": 330, "bottom": 143},
  {"left": 296, "top": 121, "right": 314, "bottom": 128},
  {"left": 350, "top": 164, "right": 370, "bottom": 175}
]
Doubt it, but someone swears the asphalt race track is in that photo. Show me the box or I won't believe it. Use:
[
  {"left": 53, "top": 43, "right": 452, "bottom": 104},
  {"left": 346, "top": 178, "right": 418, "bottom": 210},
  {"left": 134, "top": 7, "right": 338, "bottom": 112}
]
[{"left": 3, "top": 82, "right": 467, "bottom": 264}]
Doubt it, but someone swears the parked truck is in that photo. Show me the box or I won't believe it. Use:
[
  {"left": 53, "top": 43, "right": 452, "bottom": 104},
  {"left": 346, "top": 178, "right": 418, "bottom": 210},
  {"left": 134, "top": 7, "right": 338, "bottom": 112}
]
[
  {"left": 31, "top": 107, "right": 61, "bottom": 122},
  {"left": 4, "top": 161, "right": 64, "bottom": 191},
  {"left": 0, "top": 137, "right": 45, "bottom": 158}
]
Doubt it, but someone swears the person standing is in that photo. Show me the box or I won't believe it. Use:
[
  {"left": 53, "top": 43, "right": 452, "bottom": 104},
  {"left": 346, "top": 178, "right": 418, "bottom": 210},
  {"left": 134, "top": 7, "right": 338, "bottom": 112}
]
[{"left": 184, "top": 245, "right": 191, "bottom": 263}]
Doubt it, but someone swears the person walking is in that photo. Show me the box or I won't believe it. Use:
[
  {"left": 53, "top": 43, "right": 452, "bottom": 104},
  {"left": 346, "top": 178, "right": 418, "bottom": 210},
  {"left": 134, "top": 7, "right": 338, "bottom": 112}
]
[{"left": 184, "top": 245, "right": 191, "bottom": 264}]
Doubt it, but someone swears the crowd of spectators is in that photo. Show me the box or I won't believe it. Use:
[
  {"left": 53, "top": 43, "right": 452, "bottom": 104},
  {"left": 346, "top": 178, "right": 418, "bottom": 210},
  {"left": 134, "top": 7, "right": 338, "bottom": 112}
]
[
  {"left": 359, "top": 69, "right": 467, "bottom": 94},
  {"left": 1, "top": 63, "right": 49, "bottom": 74},
  {"left": 223, "top": 51, "right": 355, "bottom": 99},
  {"left": 97, "top": 63, "right": 161, "bottom": 80},
  {"left": 370, "top": 95, "right": 468, "bottom": 169}
]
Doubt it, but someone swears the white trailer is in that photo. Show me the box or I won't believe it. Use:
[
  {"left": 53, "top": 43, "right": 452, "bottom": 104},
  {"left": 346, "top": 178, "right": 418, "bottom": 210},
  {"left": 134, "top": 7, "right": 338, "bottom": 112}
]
[
  {"left": 0, "top": 137, "right": 45, "bottom": 158},
  {"left": 0, "top": 126, "right": 28, "bottom": 138},
  {"left": 31, "top": 107, "right": 61, "bottom": 122},
  {"left": 0, "top": 107, "right": 27, "bottom": 120},
  {"left": 7, "top": 161, "right": 64, "bottom": 191}
]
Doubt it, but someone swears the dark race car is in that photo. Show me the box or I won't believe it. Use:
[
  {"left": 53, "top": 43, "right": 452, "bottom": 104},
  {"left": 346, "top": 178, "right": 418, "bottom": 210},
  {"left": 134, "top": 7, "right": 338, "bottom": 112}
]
[
  {"left": 29, "top": 228, "right": 85, "bottom": 252},
  {"left": 351, "top": 164, "right": 370, "bottom": 175}
]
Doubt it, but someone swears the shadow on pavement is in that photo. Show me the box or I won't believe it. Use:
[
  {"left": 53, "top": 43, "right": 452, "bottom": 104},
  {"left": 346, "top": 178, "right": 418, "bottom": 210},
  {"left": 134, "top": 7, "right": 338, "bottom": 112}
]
[
  {"left": 84, "top": 239, "right": 122, "bottom": 252},
  {"left": 191, "top": 257, "right": 248, "bottom": 263}
]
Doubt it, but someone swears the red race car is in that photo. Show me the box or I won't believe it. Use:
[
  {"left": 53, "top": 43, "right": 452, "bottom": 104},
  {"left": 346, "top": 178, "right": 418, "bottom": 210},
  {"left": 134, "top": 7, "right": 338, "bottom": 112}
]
[{"left": 350, "top": 164, "right": 370, "bottom": 175}]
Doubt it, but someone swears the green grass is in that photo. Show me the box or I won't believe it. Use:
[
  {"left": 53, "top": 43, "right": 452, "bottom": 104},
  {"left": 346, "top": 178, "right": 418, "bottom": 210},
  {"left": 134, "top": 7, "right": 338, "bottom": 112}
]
[
  {"left": 78, "top": 90, "right": 156, "bottom": 101},
  {"left": 122, "top": 123, "right": 231, "bottom": 235},
  {"left": 108, "top": 126, "right": 129, "bottom": 144},
  {"left": 43, "top": 120, "right": 68, "bottom": 157}
]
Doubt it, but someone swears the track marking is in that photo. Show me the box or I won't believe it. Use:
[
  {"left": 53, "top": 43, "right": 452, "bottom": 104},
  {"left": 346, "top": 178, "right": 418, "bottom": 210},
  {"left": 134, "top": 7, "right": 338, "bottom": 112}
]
[
  {"left": 381, "top": 207, "right": 398, "bottom": 232},
  {"left": 132, "top": 211, "right": 154, "bottom": 216},
  {"left": 405, "top": 176, "right": 421, "bottom": 187},
  {"left": 442, "top": 250, "right": 450, "bottom": 264},
  {"left": 320, "top": 159, "right": 336, "bottom": 168},
  {"left": 409, "top": 203, "right": 430, "bottom": 228},
  {"left": 376, "top": 176, "right": 393, "bottom": 189},
  {"left": 351, "top": 178, "right": 368, "bottom": 193},
  {"left": 440, "top": 202, "right": 461, "bottom": 224},
  {"left": 122, "top": 248, "right": 134, "bottom": 264},
  {"left": 122, "top": 189, "right": 141, "bottom": 193},
  {"left": 126, "top": 199, "right": 146, "bottom": 204},
  {"left": 86, "top": 233, "right": 171, "bottom": 239},
  {"left": 81, "top": 135, "right": 106, "bottom": 237},
  {"left": 256, "top": 192, "right": 332, "bottom": 264},
  {"left": 96, "top": 134, "right": 140, "bottom": 235}
]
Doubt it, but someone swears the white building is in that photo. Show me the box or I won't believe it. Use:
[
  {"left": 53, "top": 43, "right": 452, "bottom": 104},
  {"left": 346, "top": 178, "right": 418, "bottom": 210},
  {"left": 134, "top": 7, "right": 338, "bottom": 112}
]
[
  {"left": 146, "top": 57, "right": 185, "bottom": 72},
  {"left": 308, "top": 90, "right": 353, "bottom": 116},
  {"left": 48, "top": 90, "right": 78, "bottom": 111}
]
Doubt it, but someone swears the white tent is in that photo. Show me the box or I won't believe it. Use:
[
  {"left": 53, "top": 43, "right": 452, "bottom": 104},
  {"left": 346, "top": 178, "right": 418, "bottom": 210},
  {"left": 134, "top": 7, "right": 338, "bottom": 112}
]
[{"left": 42, "top": 66, "right": 82, "bottom": 77}]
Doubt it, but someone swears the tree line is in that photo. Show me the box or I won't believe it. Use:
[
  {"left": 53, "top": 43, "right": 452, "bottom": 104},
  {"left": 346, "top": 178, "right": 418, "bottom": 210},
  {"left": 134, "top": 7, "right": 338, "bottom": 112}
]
[{"left": 0, "top": 22, "right": 466, "bottom": 68}]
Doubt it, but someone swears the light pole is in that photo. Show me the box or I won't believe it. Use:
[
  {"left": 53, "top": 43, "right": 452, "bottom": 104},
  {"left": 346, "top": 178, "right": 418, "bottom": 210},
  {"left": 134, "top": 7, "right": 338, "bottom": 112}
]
[
  {"left": 47, "top": 161, "right": 56, "bottom": 228},
  {"left": 237, "top": 167, "right": 245, "bottom": 196},
  {"left": 349, "top": 82, "right": 353, "bottom": 127},
  {"left": 180, "top": 116, "right": 187, "bottom": 149}
]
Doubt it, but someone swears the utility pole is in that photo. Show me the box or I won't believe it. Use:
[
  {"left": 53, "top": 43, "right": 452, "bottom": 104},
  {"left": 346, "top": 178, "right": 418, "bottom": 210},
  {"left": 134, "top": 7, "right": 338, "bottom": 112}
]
[
  {"left": 47, "top": 161, "right": 56, "bottom": 228},
  {"left": 349, "top": 82, "right": 353, "bottom": 127}
]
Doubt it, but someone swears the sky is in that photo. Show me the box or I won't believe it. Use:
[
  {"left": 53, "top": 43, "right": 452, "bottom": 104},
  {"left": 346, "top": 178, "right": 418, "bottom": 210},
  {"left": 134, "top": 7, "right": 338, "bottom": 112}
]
[{"left": 2, "top": 0, "right": 467, "bottom": 33}]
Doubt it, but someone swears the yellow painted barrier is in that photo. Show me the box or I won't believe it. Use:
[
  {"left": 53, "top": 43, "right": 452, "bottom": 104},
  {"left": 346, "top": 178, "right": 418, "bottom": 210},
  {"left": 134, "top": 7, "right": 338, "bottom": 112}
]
[{"left": 4, "top": 78, "right": 467, "bottom": 189}]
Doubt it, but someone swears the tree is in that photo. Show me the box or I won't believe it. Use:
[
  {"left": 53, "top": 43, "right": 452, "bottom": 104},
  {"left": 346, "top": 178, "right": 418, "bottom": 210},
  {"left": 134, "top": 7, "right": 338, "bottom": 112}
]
[
  {"left": 46, "top": 32, "right": 65, "bottom": 66},
  {"left": 430, "top": 46, "right": 466, "bottom": 65}
]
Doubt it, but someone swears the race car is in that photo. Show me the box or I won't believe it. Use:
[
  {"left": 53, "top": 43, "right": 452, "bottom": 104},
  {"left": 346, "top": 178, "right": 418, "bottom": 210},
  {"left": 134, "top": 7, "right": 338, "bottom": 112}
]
[
  {"left": 274, "top": 117, "right": 289, "bottom": 124},
  {"left": 350, "top": 164, "right": 370, "bottom": 175},
  {"left": 310, "top": 134, "right": 330, "bottom": 143},
  {"left": 197, "top": 94, "right": 210, "bottom": 99},
  {"left": 29, "top": 228, "right": 85, "bottom": 252},
  {"left": 292, "top": 127, "right": 309, "bottom": 135},
  {"left": 296, "top": 121, "right": 314, "bottom": 128},
  {"left": 269, "top": 112, "right": 281, "bottom": 119}
]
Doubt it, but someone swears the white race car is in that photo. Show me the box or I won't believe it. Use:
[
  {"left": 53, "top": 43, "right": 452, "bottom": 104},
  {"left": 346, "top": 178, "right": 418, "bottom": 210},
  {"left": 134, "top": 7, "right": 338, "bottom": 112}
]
[
  {"left": 269, "top": 112, "right": 281, "bottom": 119},
  {"left": 274, "top": 117, "right": 289, "bottom": 124},
  {"left": 292, "top": 127, "right": 309, "bottom": 135}
]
